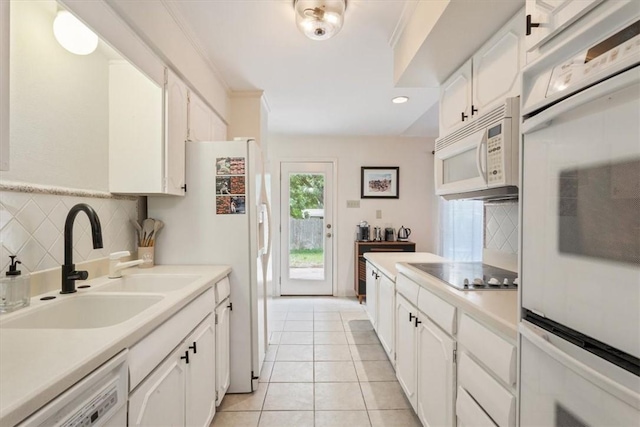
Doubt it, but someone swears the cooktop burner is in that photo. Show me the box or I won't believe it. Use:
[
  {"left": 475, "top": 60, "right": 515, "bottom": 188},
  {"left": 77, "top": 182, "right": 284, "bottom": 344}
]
[{"left": 409, "top": 262, "right": 518, "bottom": 291}]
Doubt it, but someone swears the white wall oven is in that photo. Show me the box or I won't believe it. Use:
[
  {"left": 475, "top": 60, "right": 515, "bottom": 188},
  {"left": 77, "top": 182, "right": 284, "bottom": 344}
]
[
  {"left": 434, "top": 97, "right": 519, "bottom": 200},
  {"left": 519, "top": 2, "right": 640, "bottom": 425}
]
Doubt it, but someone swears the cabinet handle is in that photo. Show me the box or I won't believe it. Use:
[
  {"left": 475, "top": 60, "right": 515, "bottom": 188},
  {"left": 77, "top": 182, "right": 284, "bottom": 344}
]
[
  {"left": 461, "top": 112, "right": 468, "bottom": 122},
  {"left": 471, "top": 105, "right": 478, "bottom": 116},
  {"left": 180, "top": 350, "right": 190, "bottom": 364},
  {"left": 181, "top": 184, "right": 188, "bottom": 192},
  {"left": 227, "top": 302, "right": 233, "bottom": 311},
  {"left": 189, "top": 342, "right": 197, "bottom": 354},
  {"left": 414, "top": 317, "right": 422, "bottom": 327},
  {"left": 526, "top": 14, "right": 540, "bottom": 36},
  {"left": 409, "top": 313, "right": 415, "bottom": 322}
]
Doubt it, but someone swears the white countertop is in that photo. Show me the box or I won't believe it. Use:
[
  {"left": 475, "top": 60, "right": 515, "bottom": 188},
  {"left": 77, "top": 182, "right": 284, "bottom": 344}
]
[
  {"left": 364, "top": 252, "right": 518, "bottom": 340},
  {"left": 0, "top": 265, "right": 231, "bottom": 427}
]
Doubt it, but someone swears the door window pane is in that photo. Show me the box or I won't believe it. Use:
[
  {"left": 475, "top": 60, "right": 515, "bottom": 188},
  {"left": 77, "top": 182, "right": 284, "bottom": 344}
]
[{"left": 288, "top": 173, "right": 325, "bottom": 281}]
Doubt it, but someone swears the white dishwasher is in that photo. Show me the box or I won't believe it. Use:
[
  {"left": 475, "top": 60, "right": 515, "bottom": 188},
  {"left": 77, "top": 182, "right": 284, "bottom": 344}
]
[{"left": 18, "top": 351, "right": 128, "bottom": 427}]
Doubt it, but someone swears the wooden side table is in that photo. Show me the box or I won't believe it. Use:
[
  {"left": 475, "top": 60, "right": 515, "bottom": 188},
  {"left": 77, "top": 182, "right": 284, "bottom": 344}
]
[{"left": 354, "top": 241, "right": 416, "bottom": 303}]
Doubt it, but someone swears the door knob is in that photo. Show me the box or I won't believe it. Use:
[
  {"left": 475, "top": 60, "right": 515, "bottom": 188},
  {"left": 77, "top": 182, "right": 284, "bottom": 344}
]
[{"left": 326, "top": 233, "right": 332, "bottom": 238}]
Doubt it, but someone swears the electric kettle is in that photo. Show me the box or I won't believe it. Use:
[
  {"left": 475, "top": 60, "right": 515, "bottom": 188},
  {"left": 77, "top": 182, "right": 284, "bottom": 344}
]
[{"left": 397, "top": 226, "right": 411, "bottom": 241}]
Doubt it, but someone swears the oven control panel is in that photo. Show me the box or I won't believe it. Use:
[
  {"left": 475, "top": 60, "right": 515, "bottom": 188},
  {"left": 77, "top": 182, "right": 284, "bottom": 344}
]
[
  {"left": 547, "top": 20, "right": 640, "bottom": 98},
  {"left": 487, "top": 124, "right": 504, "bottom": 185}
]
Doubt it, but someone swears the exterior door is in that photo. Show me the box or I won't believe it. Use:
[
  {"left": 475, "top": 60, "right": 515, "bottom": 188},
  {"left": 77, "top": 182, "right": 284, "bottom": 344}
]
[{"left": 280, "top": 162, "right": 334, "bottom": 295}]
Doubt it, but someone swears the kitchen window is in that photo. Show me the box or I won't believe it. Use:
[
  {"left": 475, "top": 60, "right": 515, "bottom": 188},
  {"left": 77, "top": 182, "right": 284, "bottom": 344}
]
[{"left": 439, "top": 199, "right": 483, "bottom": 262}]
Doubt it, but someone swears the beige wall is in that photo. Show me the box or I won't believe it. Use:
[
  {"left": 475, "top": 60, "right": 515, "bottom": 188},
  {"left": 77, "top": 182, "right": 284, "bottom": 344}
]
[{"left": 270, "top": 134, "right": 438, "bottom": 297}]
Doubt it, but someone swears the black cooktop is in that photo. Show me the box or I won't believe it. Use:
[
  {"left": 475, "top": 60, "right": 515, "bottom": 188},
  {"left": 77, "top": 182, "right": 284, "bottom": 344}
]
[{"left": 409, "top": 262, "right": 518, "bottom": 291}]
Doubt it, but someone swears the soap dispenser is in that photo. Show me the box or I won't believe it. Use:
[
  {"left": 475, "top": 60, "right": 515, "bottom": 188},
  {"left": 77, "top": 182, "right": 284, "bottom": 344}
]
[{"left": 0, "top": 256, "right": 31, "bottom": 313}]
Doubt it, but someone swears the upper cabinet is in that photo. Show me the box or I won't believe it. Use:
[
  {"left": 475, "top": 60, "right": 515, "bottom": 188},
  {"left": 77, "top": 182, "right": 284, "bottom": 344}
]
[
  {"left": 188, "top": 90, "right": 227, "bottom": 142},
  {"left": 0, "top": 1, "right": 8, "bottom": 172},
  {"left": 525, "top": 0, "right": 603, "bottom": 62},
  {"left": 165, "top": 70, "right": 188, "bottom": 195},
  {"left": 439, "top": 9, "right": 525, "bottom": 137}
]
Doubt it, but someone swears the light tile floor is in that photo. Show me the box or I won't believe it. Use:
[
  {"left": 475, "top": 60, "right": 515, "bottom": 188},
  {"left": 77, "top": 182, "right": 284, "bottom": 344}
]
[{"left": 210, "top": 296, "right": 421, "bottom": 427}]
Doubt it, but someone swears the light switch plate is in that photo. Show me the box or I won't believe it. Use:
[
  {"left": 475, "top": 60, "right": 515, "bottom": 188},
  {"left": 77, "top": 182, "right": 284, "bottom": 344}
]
[{"left": 347, "top": 200, "right": 360, "bottom": 208}]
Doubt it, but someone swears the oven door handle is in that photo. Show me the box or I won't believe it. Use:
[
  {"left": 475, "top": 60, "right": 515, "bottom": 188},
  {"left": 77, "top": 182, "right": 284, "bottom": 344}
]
[
  {"left": 476, "top": 136, "right": 487, "bottom": 184},
  {"left": 520, "top": 322, "right": 640, "bottom": 410}
]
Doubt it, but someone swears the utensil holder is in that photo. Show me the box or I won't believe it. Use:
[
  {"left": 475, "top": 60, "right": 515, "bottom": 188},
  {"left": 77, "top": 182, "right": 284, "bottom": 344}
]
[{"left": 138, "top": 247, "right": 155, "bottom": 268}]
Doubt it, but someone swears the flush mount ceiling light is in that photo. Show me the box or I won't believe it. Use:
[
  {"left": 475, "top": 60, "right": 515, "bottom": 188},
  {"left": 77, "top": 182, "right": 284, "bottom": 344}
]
[
  {"left": 294, "top": 0, "right": 347, "bottom": 41},
  {"left": 53, "top": 10, "right": 98, "bottom": 55},
  {"left": 392, "top": 96, "right": 409, "bottom": 104}
]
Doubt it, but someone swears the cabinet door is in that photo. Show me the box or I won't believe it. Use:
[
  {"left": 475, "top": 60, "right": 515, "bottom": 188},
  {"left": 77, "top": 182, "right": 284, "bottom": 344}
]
[
  {"left": 439, "top": 59, "right": 472, "bottom": 137},
  {"left": 525, "top": 0, "right": 602, "bottom": 52},
  {"left": 365, "top": 262, "right": 378, "bottom": 329},
  {"left": 377, "top": 274, "right": 395, "bottom": 363},
  {"left": 417, "top": 317, "right": 456, "bottom": 427},
  {"left": 129, "top": 345, "right": 187, "bottom": 427},
  {"left": 472, "top": 10, "right": 524, "bottom": 116},
  {"left": 188, "top": 91, "right": 214, "bottom": 142},
  {"left": 215, "top": 299, "right": 231, "bottom": 406},
  {"left": 166, "top": 70, "right": 187, "bottom": 195},
  {"left": 212, "top": 112, "right": 227, "bottom": 141},
  {"left": 186, "top": 315, "right": 216, "bottom": 427},
  {"left": 395, "top": 293, "right": 418, "bottom": 411}
]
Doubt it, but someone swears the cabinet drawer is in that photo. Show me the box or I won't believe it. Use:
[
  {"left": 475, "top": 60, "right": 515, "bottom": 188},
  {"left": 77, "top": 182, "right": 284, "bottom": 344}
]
[
  {"left": 215, "top": 276, "right": 230, "bottom": 305},
  {"left": 458, "top": 314, "right": 516, "bottom": 386},
  {"left": 458, "top": 352, "right": 515, "bottom": 427},
  {"left": 418, "top": 287, "right": 456, "bottom": 335},
  {"left": 357, "top": 243, "right": 415, "bottom": 255},
  {"left": 396, "top": 274, "right": 420, "bottom": 306},
  {"left": 456, "top": 386, "right": 497, "bottom": 427}
]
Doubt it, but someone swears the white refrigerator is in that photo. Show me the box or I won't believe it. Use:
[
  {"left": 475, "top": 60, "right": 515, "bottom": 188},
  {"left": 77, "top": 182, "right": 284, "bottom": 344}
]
[{"left": 149, "top": 138, "right": 271, "bottom": 393}]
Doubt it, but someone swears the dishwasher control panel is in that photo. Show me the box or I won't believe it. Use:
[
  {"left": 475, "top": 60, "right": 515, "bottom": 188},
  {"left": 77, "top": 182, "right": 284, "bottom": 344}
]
[{"left": 61, "top": 384, "right": 119, "bottom": 427}]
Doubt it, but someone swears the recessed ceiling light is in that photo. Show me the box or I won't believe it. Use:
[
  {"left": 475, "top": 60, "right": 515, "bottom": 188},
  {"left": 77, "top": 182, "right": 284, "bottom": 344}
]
[{"left": 392, "top": 96, "right": 409, "bottom": 104}]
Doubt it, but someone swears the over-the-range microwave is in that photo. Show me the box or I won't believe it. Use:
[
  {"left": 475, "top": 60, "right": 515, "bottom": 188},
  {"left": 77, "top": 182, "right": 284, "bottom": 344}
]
[{"left": 435, "top": 97, "right": 519, "bottom": 201}]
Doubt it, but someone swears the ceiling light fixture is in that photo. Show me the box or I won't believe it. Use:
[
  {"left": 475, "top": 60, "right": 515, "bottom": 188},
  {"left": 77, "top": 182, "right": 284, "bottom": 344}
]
[
  {"left": 294, "top": 0, "right": 347, "bottom": 41},
  {"left": 53, "top": 10, "right": 98, "bottom": 55},
  {"left": 392, "top": 96, "right": 409, "bottom": 104}
]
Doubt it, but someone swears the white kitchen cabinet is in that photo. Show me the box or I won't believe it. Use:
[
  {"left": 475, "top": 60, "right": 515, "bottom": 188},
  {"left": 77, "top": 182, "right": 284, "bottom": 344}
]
[
  {"left": 130, "top": 314, "right": 216, "bottom": 427},
  {"left": 188, "top": 90, "right": 227, "bottom": 142},
  {"left": 165, "top": 70, "right": 188, "bottom": 195},
  {"left": 215, "top": 297, "right": 231, "bottom": 406},
  {"left": 395, "top": 293, "right": 418, "bottom": 410},
  {"left": 377, "top": 273, "right": 395, "bottom": 364},
  {"left": 439, "top": 59, "right": 473, "bottom": 137},
  {"left": 439, "top": 9, "right": 524, "bottom": 137},
  {"left": 365, "top": 262, "right": 378, "bottom": 329},
  {"left": 0, "top": 0, "right": 8, "bottom": 172},
  {"left": 185, "top": 316, "right": 216, "bottom": 427},
  {"left": 525, "top": 0, "right": 602, "bottom": 55},
  {"left": 109, "top": 66, "right": 186, "bottom": 196},
  {"left": 416, "top": 317, "right": 456, "bottom": 427}
]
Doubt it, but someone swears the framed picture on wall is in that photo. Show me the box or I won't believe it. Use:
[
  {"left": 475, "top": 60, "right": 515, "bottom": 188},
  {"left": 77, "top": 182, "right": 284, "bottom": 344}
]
[{"left": 361, "top": 167, "right": 399, "bottom": 199}]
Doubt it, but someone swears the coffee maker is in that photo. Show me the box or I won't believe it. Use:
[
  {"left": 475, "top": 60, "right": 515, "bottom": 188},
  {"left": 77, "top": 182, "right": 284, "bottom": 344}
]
[{"left": 356, "top": 221, "right": 370, "bottom": 241}]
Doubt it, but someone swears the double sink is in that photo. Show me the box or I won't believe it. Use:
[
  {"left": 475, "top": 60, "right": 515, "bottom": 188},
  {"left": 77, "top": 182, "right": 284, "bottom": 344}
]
[{"left": 0, "top": 274, "right": 200, "bottom": 330}]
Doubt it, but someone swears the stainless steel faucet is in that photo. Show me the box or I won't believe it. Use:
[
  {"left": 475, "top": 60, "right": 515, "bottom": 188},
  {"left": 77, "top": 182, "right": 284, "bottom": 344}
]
[{"left": 61, "top": 204, "right": 103, "bottom": 294}]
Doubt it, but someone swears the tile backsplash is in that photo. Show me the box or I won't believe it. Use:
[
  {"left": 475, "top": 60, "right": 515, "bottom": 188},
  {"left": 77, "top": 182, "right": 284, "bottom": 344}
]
[
  {"left": 0, "top": 191, "right": 137, "bottom": 275},
  {"left": 484, "top": 202, "right": 518, "bottom": 254}
]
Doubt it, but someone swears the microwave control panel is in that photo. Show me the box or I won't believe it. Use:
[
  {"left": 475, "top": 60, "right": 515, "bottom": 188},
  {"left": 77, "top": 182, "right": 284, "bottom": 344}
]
[{"left": 487, "top": 124, "right": 504, "bottom": 184}]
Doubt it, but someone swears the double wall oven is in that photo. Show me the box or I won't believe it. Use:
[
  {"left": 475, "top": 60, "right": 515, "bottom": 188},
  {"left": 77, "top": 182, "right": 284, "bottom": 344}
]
[{"left": 519, "top": 2, "right": 640, "bottom": 425}]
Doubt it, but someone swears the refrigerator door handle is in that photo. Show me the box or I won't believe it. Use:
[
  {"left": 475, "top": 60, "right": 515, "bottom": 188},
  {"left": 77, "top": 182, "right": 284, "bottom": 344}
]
[{"left": 520, "top": 322, "right": 640, "bottom": 410}]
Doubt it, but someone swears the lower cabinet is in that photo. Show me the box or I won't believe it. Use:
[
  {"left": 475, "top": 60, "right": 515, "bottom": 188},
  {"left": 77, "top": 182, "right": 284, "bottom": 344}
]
[
  {"left": 215, "top": 297, "right": 231, "bottom": 406},
  {"left": 417, "top": 317, "right": 456, "bottom": 427},
  {"left": 395, "top": 293, "right": 418, "bottom": 409},
  {"left": 365, "top": 262, "right": 378, "bottom": 329},
  {"left": 129, "top": 314, "right": 216, "bottom": 427},
  {"left": 377, "top": 274, "right": 395, "bottom": 363},
  {"left": 396, "top": 292, "right": 457, "bottom": 426}
]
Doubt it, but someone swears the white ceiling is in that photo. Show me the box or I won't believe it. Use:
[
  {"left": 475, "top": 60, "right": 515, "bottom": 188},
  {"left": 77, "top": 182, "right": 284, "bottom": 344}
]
[{"left": 166, "top": 0, "right": 440, "bottom": 137}]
